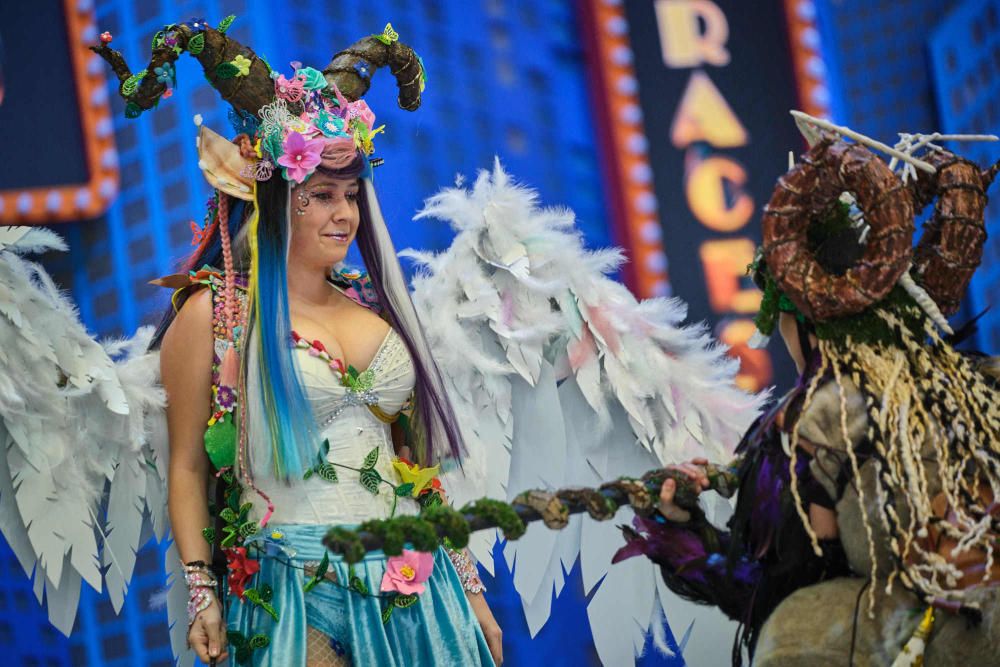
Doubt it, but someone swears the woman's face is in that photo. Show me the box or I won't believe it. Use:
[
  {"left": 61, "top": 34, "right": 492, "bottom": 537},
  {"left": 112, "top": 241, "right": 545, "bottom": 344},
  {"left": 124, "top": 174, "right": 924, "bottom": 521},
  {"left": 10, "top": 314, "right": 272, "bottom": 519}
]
[{"left": 288, "top": 174, "right": 361, "bottom": 268}]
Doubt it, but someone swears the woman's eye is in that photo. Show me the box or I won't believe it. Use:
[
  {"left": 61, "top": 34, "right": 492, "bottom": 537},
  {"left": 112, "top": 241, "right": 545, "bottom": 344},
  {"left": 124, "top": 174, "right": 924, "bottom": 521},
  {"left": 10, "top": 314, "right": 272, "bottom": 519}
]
[
  {"left": 312, "top": 192, "right": 333, "bottom": 201},
  {"left": 345, "top": 192, "right": 359, "bottom": 202}
]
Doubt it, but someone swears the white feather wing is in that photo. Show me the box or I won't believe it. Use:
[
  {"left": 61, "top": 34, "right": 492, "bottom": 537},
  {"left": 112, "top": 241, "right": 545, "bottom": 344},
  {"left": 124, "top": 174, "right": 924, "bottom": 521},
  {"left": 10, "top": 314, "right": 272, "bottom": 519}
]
[
  {"left": 407, "top": 164, "right": 765, "bottom": 664},
  {"left": 0, "top": 229, "right": 171, "bottom": 640}
]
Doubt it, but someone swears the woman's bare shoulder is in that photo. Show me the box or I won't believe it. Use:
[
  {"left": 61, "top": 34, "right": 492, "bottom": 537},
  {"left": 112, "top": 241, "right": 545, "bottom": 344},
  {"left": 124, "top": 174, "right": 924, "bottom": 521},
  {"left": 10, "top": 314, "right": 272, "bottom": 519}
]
[{"left": 161, "top": 288, "right": 214, "bottom": 372}]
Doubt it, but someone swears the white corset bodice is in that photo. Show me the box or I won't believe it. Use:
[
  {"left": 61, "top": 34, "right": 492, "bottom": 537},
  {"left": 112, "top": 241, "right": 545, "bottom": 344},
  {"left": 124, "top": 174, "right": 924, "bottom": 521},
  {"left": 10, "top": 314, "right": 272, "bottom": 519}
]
[{"left": 248, "top": 329, "right": 419, "bottom": 525}]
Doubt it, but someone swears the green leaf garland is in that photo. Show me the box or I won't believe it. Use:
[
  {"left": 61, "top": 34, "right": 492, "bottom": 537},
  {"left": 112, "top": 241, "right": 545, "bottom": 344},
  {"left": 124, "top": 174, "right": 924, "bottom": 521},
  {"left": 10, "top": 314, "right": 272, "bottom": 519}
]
[{"left": 218, "top": 14, "right": 236, "bottom": 33}]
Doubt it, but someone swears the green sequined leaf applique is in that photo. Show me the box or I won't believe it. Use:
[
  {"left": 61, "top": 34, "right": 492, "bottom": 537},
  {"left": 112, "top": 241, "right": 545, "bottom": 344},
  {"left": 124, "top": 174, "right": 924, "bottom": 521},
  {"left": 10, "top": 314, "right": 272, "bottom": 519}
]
[
  {"left": 362, "top": 447, "right": 379, "bottom": 470},
  {"left": 215, "top": 62, "right": 240, "bottom": 79},
  {"left": 187, "top": 33, "right": 205, "bottom": 55},
  {"left": 303, "top": 552, "right": 330, "bottom": 593},
  {"left": 219, "top": 507, "right": 239, "bottom": 524},
  {"left": 393, "top": 594, "right": 419, "bottom": 608},
  {"left": 227, "top": 630, "right": 248, "bottom": 648},
  {"left": 360, "top": 468, "right": 383, "bottom": 495},
  {"left": 244, "top": 588, "right": 279, "bottom": 621},
  {"left": 122, "top": 70, "right": 147, "bottom": 97},
  {"left": 218, "top": 14, "right": 236, "bottom": 33},
  {"left": 381, "top": 603, "right": 394, "bottom": 624},
  {"left": 248, "top": 634, "right": 270, "bottom": 650},
  {"left": 395, "top": 483, "right": 415, "bottom": 497},
  {"left": 317, "top": 463, "right": 339, "bottom": 482},
  {"left": 238, "top": 522, "right": 258, "bottom": 538},
  {"left": 221, "top": 526, "right": 239, "bottom": 548},
  {"left": 201, "top": 527, "right": 216, "bottom": 544},
  {"left": 260, "top": 583, "right": 274, "bottom": 603},
  {"left": 349, "top": 574, "right": 369, "bottom": 596},
  {"left": 260, "top": 601, "right": 278, "bottom": 621}
]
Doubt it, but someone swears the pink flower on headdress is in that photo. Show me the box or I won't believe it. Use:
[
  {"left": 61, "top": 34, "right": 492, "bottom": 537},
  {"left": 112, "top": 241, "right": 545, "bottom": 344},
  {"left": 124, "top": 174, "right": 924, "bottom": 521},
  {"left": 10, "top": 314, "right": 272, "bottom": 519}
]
[
  {"left": 381, "top": 550, "right": 434, "bottom": 596},
  {"left": 348, "top": 100, "right": 376, "bottom": 130},
  {"left": 274, "top": 74, "right": 306, "bottom": 102},
  {"left": 277, "top": 131, "right": 324, "bottom": 183},
  {"left": 319, "top": 137, "right": 358, "bottom": 170}
]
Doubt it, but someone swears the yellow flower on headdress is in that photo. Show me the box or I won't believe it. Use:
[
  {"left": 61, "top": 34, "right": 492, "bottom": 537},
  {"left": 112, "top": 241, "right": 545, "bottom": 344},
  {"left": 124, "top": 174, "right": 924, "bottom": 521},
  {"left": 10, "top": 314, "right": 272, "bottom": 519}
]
[
  {"left": 391, "top": 458, "right": 440, "bottom": 497},
  {"left": 232, "top": 54, "right": 252, "bottom": 77},
  {"left": 354, "top": 124, "right": 385, "bottom": 156}
]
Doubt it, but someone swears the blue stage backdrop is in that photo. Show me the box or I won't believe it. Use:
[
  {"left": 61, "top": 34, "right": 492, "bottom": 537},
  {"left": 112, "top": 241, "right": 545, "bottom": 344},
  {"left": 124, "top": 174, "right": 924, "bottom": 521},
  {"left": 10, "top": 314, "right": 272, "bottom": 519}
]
[
  {"left": 813, "top": 0, "right": 1000, "bottom": 348},
  {"left": 2, "top": 1, "right": 999, "bottom": 666}
]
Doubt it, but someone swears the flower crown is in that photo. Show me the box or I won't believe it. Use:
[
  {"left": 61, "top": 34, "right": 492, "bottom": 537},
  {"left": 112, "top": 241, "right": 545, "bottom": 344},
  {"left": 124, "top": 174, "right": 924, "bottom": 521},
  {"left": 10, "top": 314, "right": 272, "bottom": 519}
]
[{"left": 241, "top": 64, "right": 384, "bottom": 184}]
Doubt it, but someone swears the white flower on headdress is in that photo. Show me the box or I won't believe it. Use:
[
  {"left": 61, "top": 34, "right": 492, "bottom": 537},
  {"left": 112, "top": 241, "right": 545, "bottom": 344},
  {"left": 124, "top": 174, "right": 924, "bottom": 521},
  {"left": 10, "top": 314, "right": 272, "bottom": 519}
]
[{"left": 258, "top": 98, "right": 293, "bottom": 139}]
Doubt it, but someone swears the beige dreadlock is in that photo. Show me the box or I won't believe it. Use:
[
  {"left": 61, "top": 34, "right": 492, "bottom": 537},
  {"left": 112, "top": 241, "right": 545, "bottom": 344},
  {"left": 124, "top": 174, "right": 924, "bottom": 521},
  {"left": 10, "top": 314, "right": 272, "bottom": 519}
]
[{"left": 788, "top": 301, "right": 1000, "bottom": 618}]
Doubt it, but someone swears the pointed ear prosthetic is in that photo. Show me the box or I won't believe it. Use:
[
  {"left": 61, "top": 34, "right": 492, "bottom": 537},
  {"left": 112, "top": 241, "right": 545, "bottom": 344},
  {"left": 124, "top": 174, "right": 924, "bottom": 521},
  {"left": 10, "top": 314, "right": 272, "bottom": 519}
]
[{"left": 196, "top": 125, "right": 256, "bottom": 201}]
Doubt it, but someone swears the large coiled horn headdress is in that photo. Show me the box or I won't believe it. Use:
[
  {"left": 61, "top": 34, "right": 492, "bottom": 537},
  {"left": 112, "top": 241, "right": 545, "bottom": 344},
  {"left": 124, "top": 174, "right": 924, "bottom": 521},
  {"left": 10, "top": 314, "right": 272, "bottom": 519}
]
[{"left": 751, "top": 111, "right": 999, "bottom": 343}]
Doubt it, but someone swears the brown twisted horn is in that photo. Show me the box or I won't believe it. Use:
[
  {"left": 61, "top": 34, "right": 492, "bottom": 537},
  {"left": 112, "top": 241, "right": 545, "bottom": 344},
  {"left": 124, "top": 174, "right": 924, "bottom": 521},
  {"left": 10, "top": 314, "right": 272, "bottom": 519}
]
[
  {"left": 91, "top": 24, "right": 274, "bottom": 117},
  {"left": 761, "top": 139, "right": 914, "bottom": 321},
  {"left": 92, "top": 21, "right": 424, "bottom": 118},
  {"left": 910, "top": 151, "right": 998, "bottom": 315},
  {"left": 323, "top": 36, "right": 424, "bottom": 109}
]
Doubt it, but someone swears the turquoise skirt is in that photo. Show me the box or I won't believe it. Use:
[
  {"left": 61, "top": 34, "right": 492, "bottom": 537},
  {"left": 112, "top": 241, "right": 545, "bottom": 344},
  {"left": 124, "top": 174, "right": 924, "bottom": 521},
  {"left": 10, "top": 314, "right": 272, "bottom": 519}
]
[{"left": 227, "top": 523, "right": 495, "bottom": 666}]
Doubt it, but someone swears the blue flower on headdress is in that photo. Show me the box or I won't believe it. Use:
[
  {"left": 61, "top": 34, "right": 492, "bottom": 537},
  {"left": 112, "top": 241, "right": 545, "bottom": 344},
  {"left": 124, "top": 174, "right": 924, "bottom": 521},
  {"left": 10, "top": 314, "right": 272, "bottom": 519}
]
[
  {"left": 154, "top": 62, "right": 175, "bottom": 85},
  {"left": 295, "top": 66, "right": 328, "bottom": 91},
  {"left": 229, "top": 107, "right": 260, "bottom": 136},
  {"left": 314, "top": 109, "right": 346, "bottom": 137},
  {"left": 353, "top": 60, "right": 372, "bottom": 79},
  {"left": 184, "top": 17, "right": 208, "bottom": 31}
]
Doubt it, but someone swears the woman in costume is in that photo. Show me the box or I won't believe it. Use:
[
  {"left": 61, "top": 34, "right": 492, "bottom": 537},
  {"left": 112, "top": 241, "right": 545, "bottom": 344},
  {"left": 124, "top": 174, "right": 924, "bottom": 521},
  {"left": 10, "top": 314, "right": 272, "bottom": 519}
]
[
  {"left": 616, "top": 122, "right": 1000, "bottom": 665},
  {"left": 94, "top": 20, "right": 501, "bottom": 667}
]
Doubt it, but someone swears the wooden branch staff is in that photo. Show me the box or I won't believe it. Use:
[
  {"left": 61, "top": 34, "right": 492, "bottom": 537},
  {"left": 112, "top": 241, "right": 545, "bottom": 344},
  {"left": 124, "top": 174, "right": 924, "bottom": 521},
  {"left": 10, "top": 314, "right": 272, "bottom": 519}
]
[{"left": 321, "top": 464, "right": 738, "bottom": 562}]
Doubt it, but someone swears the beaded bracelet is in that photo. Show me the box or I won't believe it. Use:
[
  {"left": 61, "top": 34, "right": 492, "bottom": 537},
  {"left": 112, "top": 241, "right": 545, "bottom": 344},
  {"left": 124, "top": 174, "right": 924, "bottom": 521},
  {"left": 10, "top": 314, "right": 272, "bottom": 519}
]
[
  {"left": 187, "top": 586, "right": 217, "bottom": 628},
  {"left": 182, "top": 561, "right": 219, "bottom": 628},
  {"left": 446, "top": 547, "right": 485, "bottom": 594},
  {"left": 184, "top": 569, "right": 218, "bottom": 589}
]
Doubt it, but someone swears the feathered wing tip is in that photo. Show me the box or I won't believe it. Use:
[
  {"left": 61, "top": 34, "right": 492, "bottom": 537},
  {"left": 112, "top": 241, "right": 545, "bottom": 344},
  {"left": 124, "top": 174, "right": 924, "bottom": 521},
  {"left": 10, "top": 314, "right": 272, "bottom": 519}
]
[
  {"left": 406, "top": 161, "right": 763, "bottom": 664},
  {"left": 0, "top": 237, "right": 169, "bottom": 634},
  {"left": 0, "top": 226, "right": 67, "bottom": 254}
]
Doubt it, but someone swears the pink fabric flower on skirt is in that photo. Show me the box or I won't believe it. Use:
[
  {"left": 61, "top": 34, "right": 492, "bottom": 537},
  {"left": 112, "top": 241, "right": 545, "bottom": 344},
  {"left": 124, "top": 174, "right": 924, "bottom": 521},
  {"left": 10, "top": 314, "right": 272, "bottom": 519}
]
[
  {"left": 277, "top": 131, "right": 325, "bottom": 183},
  {"left": 381, "top": 549, "right": 434, "bottom": 596}
]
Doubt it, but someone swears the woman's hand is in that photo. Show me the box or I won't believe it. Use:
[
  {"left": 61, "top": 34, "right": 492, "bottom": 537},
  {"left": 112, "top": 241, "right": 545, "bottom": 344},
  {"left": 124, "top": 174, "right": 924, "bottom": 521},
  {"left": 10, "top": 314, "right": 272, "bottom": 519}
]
[
  {"left": 658, "top": 457, "right": 711, "bottom": 523},
  {"left": 467, "top": 591, "right": 503, "bottom": 665},
  {"left": 188, "top": 593, "right": 229, "bottom": 664}
]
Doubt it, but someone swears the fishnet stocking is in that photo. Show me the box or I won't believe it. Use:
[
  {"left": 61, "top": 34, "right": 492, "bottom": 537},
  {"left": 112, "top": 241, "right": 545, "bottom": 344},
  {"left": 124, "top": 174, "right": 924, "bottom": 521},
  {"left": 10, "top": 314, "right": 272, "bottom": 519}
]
[{"left": 306, "top": 625, "right": 350, "bottom": 667}]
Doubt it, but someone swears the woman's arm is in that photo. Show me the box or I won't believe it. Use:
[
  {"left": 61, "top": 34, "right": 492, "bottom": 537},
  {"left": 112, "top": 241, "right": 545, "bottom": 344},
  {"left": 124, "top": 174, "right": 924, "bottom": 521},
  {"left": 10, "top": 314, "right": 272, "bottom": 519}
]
[
  {"left": 162, "top": 288, "right": 215, "bottom": 565},
  {"left": 160, "top": 288, "right": 227, "bottom": 662}
]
